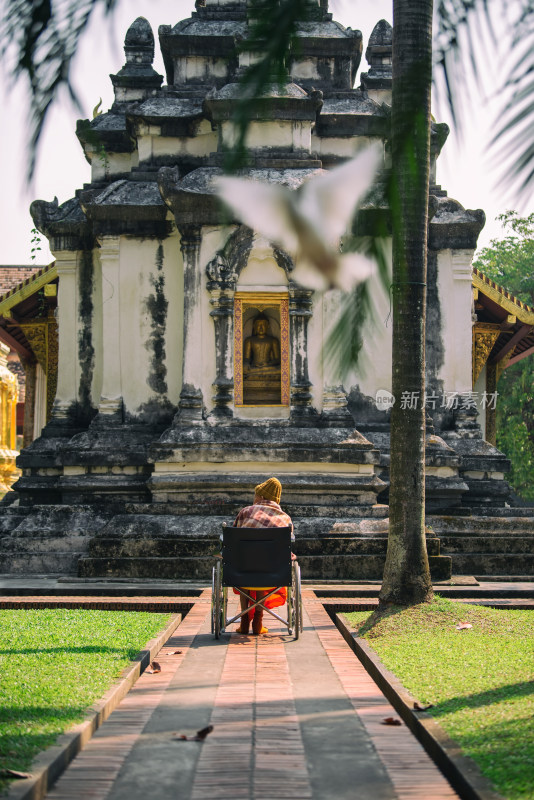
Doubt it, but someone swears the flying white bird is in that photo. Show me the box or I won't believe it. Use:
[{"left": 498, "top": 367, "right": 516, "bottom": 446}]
[{"left": 215, "top": 143, "right": 382, "bottom": 291}]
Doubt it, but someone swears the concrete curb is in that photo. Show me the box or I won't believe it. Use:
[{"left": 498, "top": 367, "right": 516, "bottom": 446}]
[
  {"left": 5, "top": 613, "right": 183, "bottom": 800},
  {"left": 334, "top": 613, "right": 505, "bottom": 800}
]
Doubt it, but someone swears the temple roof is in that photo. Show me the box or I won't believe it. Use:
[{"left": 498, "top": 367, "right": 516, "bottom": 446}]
[
  {"left": 0, "top": 263, "right": 58, "bottom": 361},
  {"left": 473, "top": 266, "right": 534, "bottom": 368}
]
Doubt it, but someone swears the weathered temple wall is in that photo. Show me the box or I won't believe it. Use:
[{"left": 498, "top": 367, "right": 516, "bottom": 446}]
[
  {"left": 436, "top": 248, "right": 474, "bottom": 394},
  {"left": 113, "top": 233, "right": 183, "bottom": 418}
]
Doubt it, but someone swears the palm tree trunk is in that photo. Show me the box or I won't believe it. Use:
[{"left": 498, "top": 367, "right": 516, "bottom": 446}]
[{"left": 379, "top": 0, "right": 434, "bottom": 605}]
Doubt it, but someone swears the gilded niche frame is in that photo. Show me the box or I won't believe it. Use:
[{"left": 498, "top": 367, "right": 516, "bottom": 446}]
[{"left": 234, "top": 293, "right": 290, "bottom": 407}]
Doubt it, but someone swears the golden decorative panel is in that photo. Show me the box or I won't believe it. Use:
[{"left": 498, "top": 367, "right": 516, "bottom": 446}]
[
  {"left": 472, "top": 323, "right": 500, "bottom": 386},
  {"left": 234, "top": 293, "right": 290, "bottom": 407},
  {"left": 20, "top": 317, "right": 59, "bottom": 422}
]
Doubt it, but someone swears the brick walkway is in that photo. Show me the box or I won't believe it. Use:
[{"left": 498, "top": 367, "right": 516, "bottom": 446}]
[{"left": 37, "top": 591, "right": 460, "bottom": 800}]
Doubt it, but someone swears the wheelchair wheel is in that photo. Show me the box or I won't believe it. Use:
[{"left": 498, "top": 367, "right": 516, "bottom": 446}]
[
  {"left": 292, "top": 561, "right": 302, "bottom": 640},
  {"left": 212, "top": 561, "right": 223, "bottom": 638}
]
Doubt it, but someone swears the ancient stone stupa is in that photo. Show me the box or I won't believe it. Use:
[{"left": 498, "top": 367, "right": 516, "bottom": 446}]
[{"left": 2, "top": 0, "right": 529, "bottom": 581}]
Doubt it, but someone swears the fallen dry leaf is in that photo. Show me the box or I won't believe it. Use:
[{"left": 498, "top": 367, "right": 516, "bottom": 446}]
[
  {"left": 193, "top": 725, "right": 214, "bottom": 741},
  {"left": 381, "top": 717, "right": 402, "bottom": 726},
  {"left": 173, "top": 725, "right": 214, "bottom": 742},
  {"left": 145, "top": 660, "right": 162, "bottom": 674},
  {"left": 455, "top": 622, "right": 473, "bottom": 630},
  {"left": 413, "top": 702, "right": 434, "bottom": 711},
  {"left": 0, "top": 769, "right": 32, "bottom": 779},
  {"left": 171, "top": 650, "right": 183, "bottom": 655}
]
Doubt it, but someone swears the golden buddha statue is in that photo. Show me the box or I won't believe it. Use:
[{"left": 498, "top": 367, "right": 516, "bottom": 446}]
[{"left": 243, "top": 313, "right": 282, "bottom": 404}]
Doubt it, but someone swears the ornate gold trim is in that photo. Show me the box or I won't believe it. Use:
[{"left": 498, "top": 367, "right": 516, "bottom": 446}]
[
  {"left": 496, "top": 350, "right": 514, "bottom": 383},
  {"left": 234, "top": 292, "right": 290, "bottom": 407},
  {"left": 0, "top": 265, "right": 58, "bottom": 317},
  {"left": 472, "top": 268, "right": 534, "bottom": 324},
  {"left": 472, "top": 323, "right": 500, "bottom": 386},
  {"left": 20, "top": 317, "right": 58, "bottom": 422}
]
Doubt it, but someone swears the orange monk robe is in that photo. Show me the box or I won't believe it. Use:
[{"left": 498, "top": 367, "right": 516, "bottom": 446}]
[{"left": 232, "top": 587, "right": 287, "bottom": 619}]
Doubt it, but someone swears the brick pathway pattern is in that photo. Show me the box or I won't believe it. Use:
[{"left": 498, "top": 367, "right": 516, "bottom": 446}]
[{"left": 24, "top": 591, "right": 462, "bottom": 800}]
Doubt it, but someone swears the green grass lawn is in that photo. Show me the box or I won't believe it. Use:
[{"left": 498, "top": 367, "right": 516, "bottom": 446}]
[
  {"left": 344, "top": 598, "right": 534, "bottom": 800},
  {"left": 0, "top": 608, "right": 172, "bottom": 793}
]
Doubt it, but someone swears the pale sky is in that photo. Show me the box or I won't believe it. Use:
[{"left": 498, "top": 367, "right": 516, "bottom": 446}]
[{"left": 0, "top": 0, "right": 530, "bottom": 266}]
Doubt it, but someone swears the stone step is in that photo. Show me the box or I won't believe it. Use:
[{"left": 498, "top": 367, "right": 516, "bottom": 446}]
[
  {"left": 0, "top": 511, "right": 30, "bottom": 534},
  {"left": 427, "top": 516, "right": 534, "bottom": 535},
  {"left": 439, "top": 535, "right": 534, "bottom": 554},
  {"left": 6, "top": 505, "right": 112, "bottom": 536},
  {"left": 87, "top": 537, "right": 219, "bottom": 559},
  {"left": 77, "top": 552, "right": 451, "bottom": 581},
  {"left": 0, "top": 534, "right": 91, "bottom": 553},
  {"left": 297, "top": 555, "right": 451, "bottom": 582},
  {"left": 449, "top": 553, "right": 534, "bottom": 575},
  {"left": 126, "top": 503, "right": 391, "bottom": 519},
  {"left": 78, "top": 556, "right": 214, "bottom": 580},
  {"left": 474, "top": 506, "right": 534, "bottom": 517},
  {"left": 0, "top": 552, "right": 82, "bottom": 575},
  {"left": 88, "top": 514, "right": 391, "bottom": 540},
  {"left": 85, "top": 534, "right": 443, "bottom": 559},
  {"left": 297, "top": 537, "right": 443, "bottom": 556}
]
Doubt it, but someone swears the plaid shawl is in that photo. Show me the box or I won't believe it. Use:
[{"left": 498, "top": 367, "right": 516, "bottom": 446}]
[{"left": 233, "top": 500, "right": 293, "bottom": 536}]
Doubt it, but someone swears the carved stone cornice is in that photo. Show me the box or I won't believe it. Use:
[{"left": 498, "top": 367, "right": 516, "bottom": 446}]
[
  {"left": 429, "top": 197, "right": 485, "bottom": 251},
  {"left": 30, "top": 196, "right": 93, "bottom": 252}
]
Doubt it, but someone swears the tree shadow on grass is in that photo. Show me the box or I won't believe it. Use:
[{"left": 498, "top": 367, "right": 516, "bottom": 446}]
[
  {"left": 430, "top": 679, "right": 534, "bottom": 717},
  {"left": 432, "top": 701, "right": 534, "bottom": 799},
  {"left": 0, "top": 706, "right": 89, "bottom": 784},
  {"left": 349, "top": 603, "right": 406, "bottom": 636}
]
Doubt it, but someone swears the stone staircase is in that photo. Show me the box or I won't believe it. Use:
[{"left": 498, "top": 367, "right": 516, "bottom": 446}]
[
  {"left": 2, "top": 499, "right": 533, "bottom": 582},
  {"left": 427, "top": 512, "right": 534, "bottom": 576},
  {"left": 76, "top": 508, "right": 452, "bottom": 582}
]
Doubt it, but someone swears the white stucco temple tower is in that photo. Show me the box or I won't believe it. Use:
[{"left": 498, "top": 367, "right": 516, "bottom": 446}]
[{"left": 2, "top": 0, "right": 523, "bottom": 580}]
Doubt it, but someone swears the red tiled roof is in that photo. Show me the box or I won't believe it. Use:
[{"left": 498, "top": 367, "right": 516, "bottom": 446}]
[
  {"left": 0, "top": 263, "right": 56, "bottom": 305},
  {"left": 0, "top": 265, "right": 42, "bottom": 296}
]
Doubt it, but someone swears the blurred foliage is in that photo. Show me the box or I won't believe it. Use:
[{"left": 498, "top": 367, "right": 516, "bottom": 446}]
[
  {"left": 0, "top": 0, "right": 119, "bottom": 180},
  {"left": 473, "top": 212, "right": 534, "bottom": 501},
  {"left": 434, "top": 0, "right": 534, "bottom": 201}
]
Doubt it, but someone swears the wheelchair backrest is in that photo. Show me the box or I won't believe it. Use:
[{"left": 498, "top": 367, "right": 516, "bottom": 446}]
[{"left": 221, "top": 525, "right": 292, "bottom": 588}]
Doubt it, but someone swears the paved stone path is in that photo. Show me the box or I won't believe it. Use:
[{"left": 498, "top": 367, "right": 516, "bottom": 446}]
[{"left": 40, "top": 589, "right": 459, "bottom": 800}]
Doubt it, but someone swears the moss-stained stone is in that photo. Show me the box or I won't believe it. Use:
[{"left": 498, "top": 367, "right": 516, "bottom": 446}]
[
  {"left": 78, "top": 250, "right": 96, "bottom": 422},
  {"left": 144, "top": 243, "right": 169, "bottom": 396}
]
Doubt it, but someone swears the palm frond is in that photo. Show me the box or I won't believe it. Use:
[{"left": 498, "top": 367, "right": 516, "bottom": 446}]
[
  {"left": 0, "top": 0, "right": 118, "bottom": 181},
  {"left": 434, "top": 0, "right": 534, "bottom": 198},
  {"left": 323, "top": 237, "right": 391, "bottom": 380}
]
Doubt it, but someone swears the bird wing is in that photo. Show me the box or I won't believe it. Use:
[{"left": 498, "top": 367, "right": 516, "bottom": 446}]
[
  {"left": 330, "top": 252, "right": 376, "bottom": 292},
  {"left": 215, "top": 176, "right": 299, "bottom": 254},
  {"left": 298, "top": 143, "right": 383, "bottom": 245}
]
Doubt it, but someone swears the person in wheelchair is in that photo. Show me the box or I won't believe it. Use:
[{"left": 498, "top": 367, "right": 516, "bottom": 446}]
[{"left": 233, "top": 477, "right": 295, "bottom": 636}]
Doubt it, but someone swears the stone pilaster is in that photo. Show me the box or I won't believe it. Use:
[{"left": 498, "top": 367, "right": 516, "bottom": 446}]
[
  {"left": 320, "top": 290, "right": 353, "bottom": 427},
  {"left": 175, "top": 225, "right": 204, "bottom": 424},
  {"left": 206, "top": 252, "right": 239, "bottom": 420},
  {"left": 50, "top": 252, "right": 78, "bottom": 421},
  {"left": 289, "top": 283, "right": 317, "bottom": 424},
  {"left": 451, "top": 249, "right": 476, "bottom": 393},
  {"left": 97, "top": 236, "right": 123, "bottom": 420}
]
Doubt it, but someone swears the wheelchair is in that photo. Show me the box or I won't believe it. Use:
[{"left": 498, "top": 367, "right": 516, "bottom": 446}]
[{"left": 211, "top": 524, "right": 303, "bottom": 639}]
